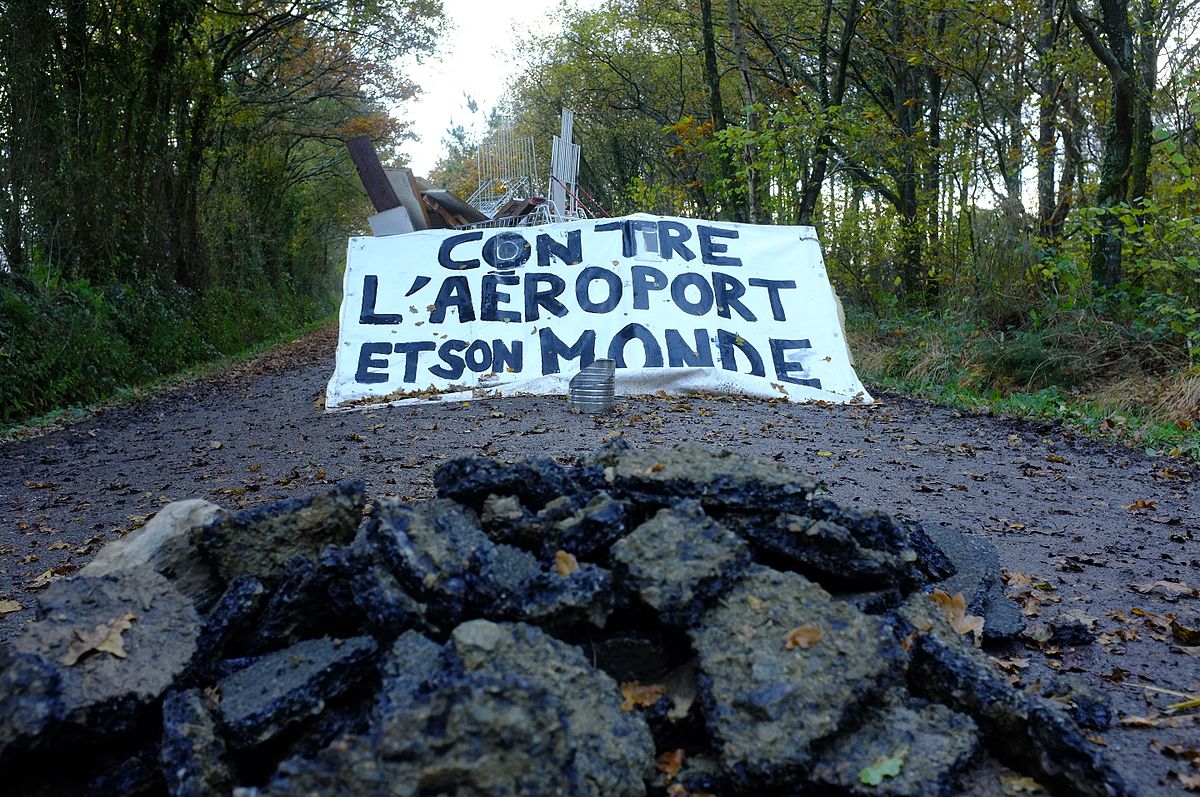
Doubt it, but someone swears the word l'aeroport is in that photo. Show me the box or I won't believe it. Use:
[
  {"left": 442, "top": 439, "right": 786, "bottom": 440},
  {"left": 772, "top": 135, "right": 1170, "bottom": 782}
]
[{"left": 352, "top": 219, "right": 822, "bottom": 390}]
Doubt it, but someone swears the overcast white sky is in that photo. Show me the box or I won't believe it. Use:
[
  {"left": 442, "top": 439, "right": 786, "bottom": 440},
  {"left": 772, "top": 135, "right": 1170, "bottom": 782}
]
[{"left": 397, "top": 1, "right": 602, "bottom": 176}]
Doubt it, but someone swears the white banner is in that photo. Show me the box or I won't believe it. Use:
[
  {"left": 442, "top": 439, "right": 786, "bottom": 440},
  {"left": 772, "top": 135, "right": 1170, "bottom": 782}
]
[{"left": 325, "top": 214, "right": 871, "bottom": 410}]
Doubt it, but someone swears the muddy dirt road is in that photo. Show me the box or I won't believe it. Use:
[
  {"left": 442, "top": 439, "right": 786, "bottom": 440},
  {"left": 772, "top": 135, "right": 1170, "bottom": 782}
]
[{"left": 1, "top": 325, "right": 1197, "bottom": 793}]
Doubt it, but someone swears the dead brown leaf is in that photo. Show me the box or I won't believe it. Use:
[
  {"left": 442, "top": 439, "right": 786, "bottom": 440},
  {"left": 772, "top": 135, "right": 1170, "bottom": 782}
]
[
  {"left": 554, "top": 550, "right": 579, "bottom": 577},
  {"left": 999, "top": 773, "right": 1046, "bottom": 793},
  {"left": 784, "top": 625, "right": 823, "bottom": 650},
  {"left": 990, "top": 656, "right": 1031, "bottom": 673},
  {"left": 1132, "top": 580, "right": 1198, "bottom": 601},
  {"left": 0, "top": 599, "right": 22, "bottom": 615},
  {"left": 619, "top": 681, "right": 666, "bottom": 712},
  {"left": 62, "top": 612, "right": 137, "bottom": 666},
  {"left": 26, "top": 564, "right": 77, "bottom": 590},
  {"left": 1171, "top": 617, "right": 1200, "bottom": 644},
  {"left": 656, "top": 748, "right": 685, "bottom": 779},
  {"left": 1180, "top": 773, "right": 1200, "bottom": 792},
  {"left": 929, "top": 589, "right": 985, "bottom": 646},
  {"left": 1124, "top": 497, "right": 1157, "bottom": 511}
]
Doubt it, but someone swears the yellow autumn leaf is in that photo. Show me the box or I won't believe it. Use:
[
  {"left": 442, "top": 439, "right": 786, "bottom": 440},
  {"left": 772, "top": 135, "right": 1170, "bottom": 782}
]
[
  {"left": 929, "top": 589, "right": 985, "bottom": 646},
  {"left": 619, "top": 681, "right": 666, "bottom": 711},
  {"left": 0, "top": 599, "right": 22, "bottom": 615},
  {"left": 784, "top": 625, "right": 824, "bottom": 650},
  {"left": 656, "top": 748, "right": 685, "bottom": 779},
  {"left": 62, "top": 612, "right": 138, "bottom": 666},
  {"left": 554, "top": 550, "right": 580, "bottom": 576}
]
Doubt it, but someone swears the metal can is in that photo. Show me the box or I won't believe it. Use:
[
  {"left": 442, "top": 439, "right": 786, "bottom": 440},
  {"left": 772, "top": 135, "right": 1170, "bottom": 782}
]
[{"left": 568, "top": 358, "right": 616, "bottom": 413}]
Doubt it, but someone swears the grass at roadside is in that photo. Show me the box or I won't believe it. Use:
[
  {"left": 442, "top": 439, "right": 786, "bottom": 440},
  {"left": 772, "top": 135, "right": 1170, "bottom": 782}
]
[
  {"left": 846, "top": 310, "right": 1200, "bottom": 462},
  {"left": 0, "top": 313, "right": 337, "bottom": 445}
]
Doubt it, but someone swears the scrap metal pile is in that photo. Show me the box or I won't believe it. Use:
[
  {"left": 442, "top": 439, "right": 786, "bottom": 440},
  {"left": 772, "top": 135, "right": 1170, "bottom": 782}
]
[{"left": 0, "top": 443, "right": 1129, "bottom": 796}]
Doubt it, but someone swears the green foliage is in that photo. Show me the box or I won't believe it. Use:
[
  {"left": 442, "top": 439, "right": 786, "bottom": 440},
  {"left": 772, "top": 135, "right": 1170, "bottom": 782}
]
[
  {"left": 848, "top": 308, "right": 1200, "bottom": 461},
  {"left": 0, "top": 273, "right": 334, "bottom": 425},
  {"left": 0, "top": 0, "right": 443, "bottom": 424}
]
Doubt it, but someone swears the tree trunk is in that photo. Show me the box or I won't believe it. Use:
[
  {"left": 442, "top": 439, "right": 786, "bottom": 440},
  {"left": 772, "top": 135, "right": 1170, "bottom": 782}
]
[
  {"left": 1037, "top": 0, "right": 1060, "bottom": 240},
  {"left": 700, "top": 0, "right": 741, "bottom": 221},
  {"left": 1067, "top": 0, "right": 1138, "bottom": 289},
  {"left": 726, "top": 0, "right": 759, "bottom": 223},
  {"left": 798, "top": 0, "right": 859, "bottom": 225}
]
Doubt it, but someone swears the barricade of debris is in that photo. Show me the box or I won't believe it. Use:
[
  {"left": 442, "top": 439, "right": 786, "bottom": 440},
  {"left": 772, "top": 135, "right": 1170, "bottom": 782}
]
[
  {"left": 348, "top": 109, "right": 607, "bottom": 237},
  {"left": 0, "top": 443, "right": 1128, "bottom": 796}
]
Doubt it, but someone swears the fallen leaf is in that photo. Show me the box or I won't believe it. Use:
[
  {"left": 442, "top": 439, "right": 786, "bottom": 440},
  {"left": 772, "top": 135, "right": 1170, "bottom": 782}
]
[
  {"left": 62, "top": 612, "right": 138, "bottom": 666},
  {"left": 858, "top": 746, "right": 907, "bottom": 786},
  {"left": 554, "top": 550, "right": 579, "bottom": 577},
  {"left": 990, "top": 656, "right": 1031, "bottom": 673},
  {"left": 619, "top": 681, "right": 666, "bottom": 711},
  {"left": 784, "top": 625, "right": 823, "bottom": 650},
  {"left": 1171, "top": 617, "right": 1200, "bottom": 644},
  {"left": 1120, "top": 714, "right": 1166, "bottom": 727},
  {"left": 49, "top": 541, "right": 70, "bottom": 551},
  {"left": 816, "top": 450, "right": 834, "bottom": 457},
  {"left": 1132, "top": 580, "right": 1198, "bottom": 601},
  {"left": 1124, "top": 497, "right": 1157, "bottom": 511},
  {"left": 1045, "top": 453, "right": 1070, "bottom": 464},
  {"left": 1181, "top": 773, "right": 1200, "bottom": 791},
  {"left": 999, "top": 773, "right": 1047, "bottom": 793},
  {"left": 656, "top": 748, "right": 685, "bottom": 779},
  {"left": 26, "top": 564, "right": 77, "bottom": 590},
  {"left": 1174, "top": 646, "right": 1200, "bottom": 657},
  {"left": 929, "top": 589, "right": 985, "bottom": 646},
  {"left": 0, "top": 599, "right": 22, "bottom": 615}
]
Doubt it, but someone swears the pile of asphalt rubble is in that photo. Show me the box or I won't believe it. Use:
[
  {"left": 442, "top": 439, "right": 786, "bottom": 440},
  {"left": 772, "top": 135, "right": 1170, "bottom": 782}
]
[{"left": 1, "top": 442, "right": 1129, "bottom": 797}]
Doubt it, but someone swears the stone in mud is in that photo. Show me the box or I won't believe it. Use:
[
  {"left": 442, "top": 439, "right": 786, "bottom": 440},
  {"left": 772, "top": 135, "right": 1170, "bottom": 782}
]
[
  {"left": 269, "top": 675, "right": 575, "bottom": 797},
  {"left": 810, "top": 699, "right": 979, "bottom": 796},
  {"left": 84, "top": 747, "right": 162, "bottom": 797},
  {"left": 12, "top": 568, "right": 200, "bottom": 736},
  {"left": 0, "top": 648, "right": 63, "bottom": 763},
  {"left": 247, "top": 556, "right": 350, "bottom": 653},
  {"left": 199, "top": 481, "right": 365, "bottom": 585},
  {"left": 373, "top": 631, "right": 446, "bottom": 723},
  {"left": 842, "top": 588, "right": 904, "bottom": 614},
  {"left": 216, "top": 636, "right": 376, "bottom": 749},
  {"left": 551, "top": 492, "right": 631, "bottom": 558},
  {"left": 515, "top": 563, "right": 614, "bottom": 630},
  {"left": 599, "top": 442, "right": 820, "bottom": 513},
  {"left": 922, "top": 524, "right": 1024, "bottom": 641},
  {"left": 450, "top": 619, "right": 655, "bottom": 797},
  {"left": 361, "top": 497, "right": 491, "bottom": 626},
  {"left": 319, "top": 543, "right": 429, "bottom": 638},
  {"left": 81, "top": 499, "right": 228, "bottom": 611},
  {"left": 611, "top": 500, "right": 750, "bottom": 626},
  {"left": 190, "top": 576, "right": 267, "bottom": 679},
  {"left": 722, "top": 511, "right": 911, "bottom": 588},
  {"left": 479, "top": 493, "right": 537, "bottom": 544},
  {"left": 689, "top": 566, "right": 905, "bottom": 784},
  {"left": 160, "top": 688, "right": 232, "bottom": 797},
  {"left": 1036, "top": 675, "right": 1113, "bottom": 731},
  {"left": 770, "top": 499, "right": 955, "bottom": 586},
  {"left": 900, "top": 596, "right": 1129, "bottom": 797},
  {"left": 435, "top": 455, "right": 578, "bottom": 510},
  {"left": 480, "top": 491, "right": 630, "bottom": 560},
  {"left": 1048, "top": 609, "right": 1099, "bottom": 646}
]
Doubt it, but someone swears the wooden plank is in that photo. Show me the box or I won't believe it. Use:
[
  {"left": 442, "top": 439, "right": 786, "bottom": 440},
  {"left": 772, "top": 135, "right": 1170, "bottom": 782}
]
[
  {"left": 346, "top": 136, "right": 400, "bottom": 212},
  {"left": 422, "top": 196, "right": 457, "bottom": 229},
  {"left": 406, "top": 169, "right": 435, "bottom": 229}
]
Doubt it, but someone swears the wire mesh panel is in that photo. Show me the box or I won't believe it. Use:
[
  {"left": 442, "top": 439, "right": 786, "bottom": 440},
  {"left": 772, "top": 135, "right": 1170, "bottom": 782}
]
[{"left": 469, "top": 127, "right": 540, "bottom": 218}]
